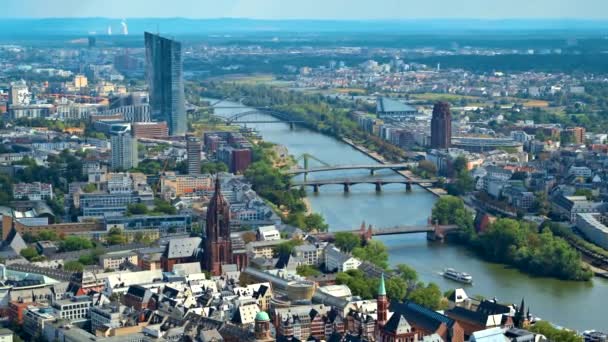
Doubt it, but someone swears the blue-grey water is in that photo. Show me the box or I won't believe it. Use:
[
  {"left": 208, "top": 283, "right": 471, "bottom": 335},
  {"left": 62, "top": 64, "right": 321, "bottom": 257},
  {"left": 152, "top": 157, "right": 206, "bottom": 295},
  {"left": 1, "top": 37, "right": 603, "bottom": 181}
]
[{"left": 210, "top": 99, "right": 608, "bottom": 331}]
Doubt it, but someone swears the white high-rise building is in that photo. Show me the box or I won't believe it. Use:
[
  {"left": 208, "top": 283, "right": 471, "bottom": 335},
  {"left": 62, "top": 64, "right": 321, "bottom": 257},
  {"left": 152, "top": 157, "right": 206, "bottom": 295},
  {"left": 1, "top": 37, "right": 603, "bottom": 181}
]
[
  {"left": 9, "top": 80, "right": 30, "bottom": 107},
  {"left": 110, "top": 124, "right": 138, "bottom": 171}
]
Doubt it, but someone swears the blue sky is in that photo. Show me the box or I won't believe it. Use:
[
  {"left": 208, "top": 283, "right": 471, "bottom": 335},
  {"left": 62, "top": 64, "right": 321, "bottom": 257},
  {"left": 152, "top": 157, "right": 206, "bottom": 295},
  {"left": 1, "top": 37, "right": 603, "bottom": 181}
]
[{"left": 2, "top": 0, "right": 608, "bottom": 19}]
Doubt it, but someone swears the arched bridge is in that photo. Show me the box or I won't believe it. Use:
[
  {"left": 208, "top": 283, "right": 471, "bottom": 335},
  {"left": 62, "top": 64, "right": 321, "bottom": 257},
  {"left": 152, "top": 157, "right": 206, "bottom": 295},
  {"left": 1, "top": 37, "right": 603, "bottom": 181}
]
[
  {"left": 284, "top": 163, "right": 412, "bottom": 176},
  {"left": 212, "top": 108, "right": 305, "bottom": 127},
  {"left": 291, "top": 177, "right": 438, "bottom": 192}
]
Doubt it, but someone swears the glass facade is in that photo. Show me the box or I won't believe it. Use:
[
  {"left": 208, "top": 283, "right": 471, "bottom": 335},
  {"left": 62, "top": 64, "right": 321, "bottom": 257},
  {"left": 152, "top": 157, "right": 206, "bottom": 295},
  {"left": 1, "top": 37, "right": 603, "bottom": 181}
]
[{"left": 145, "top": 32, "right": 186, "bottom": 136}]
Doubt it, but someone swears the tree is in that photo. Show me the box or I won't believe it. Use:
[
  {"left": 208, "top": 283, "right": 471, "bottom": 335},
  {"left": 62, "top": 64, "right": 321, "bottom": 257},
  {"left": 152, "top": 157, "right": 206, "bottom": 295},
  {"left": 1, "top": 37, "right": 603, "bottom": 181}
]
[
  {"left": 37, "top": 230, "right": 60, "bottom": 241},
  {"left": 153, "top": 199, "right": 177, "bottom": 215},
  {"left": 63, "top": 260, "right": 85, "bottom": 272},
  {"left": 574, "top": 188, "right": 594, "bottom": 200},
  {"left": 431, "top": 195, "right": 473, "bottom": 230},
  {"left": 133, "top": 232, "right": 145, "bottom": 243},
  {"left": 106, "top": 227, "right": 127, "bottom": 245},
  {"left": 20, "top": 247, "right": 40, "bottom": 261},
  {"left": 451, "top": 156, "right": 468, "bottom": 176},
  {"left": 201, "top": 161, "right": 228, "bottom": 174},
  {"left": 127, "top": 203, "right": 149, "bottom": 215},
  {"left": 353, "top": 240, "right": 389, "bottom": 269},
  {"left": 60, "top": 236, "right": 94, "bottom": 252},
  {"left": 78, "top": 253, "right": 98, "bottom": 265},
  {"left": 336, "top": 269, "right": 378, "bottom": 299},
  {"left": 417, "top": 160, "right": 437, "bottom": 177},
  {"left": 406, "top": 282, "right": 445, "bottom": 310},
  {"left": 533, "top": 191, "right": 550, "bottom": 216},
  {"left": 296, "top": 265, "right": 321, "bottom": 277},
  {"left": 303, "top": 213, "right": 328, "bottom": 232},
  {"left": 448, "top": 169, "right": 475, "bottom": 195},
  {"left": 82, "top": 183, "right": 97, "bottom": 193},
  {"left": 275, "top": 239, "right": 303, "bottom": 257},
  {"left": 395, "top": 264, "right": 418, "bottom": 285},
  {"left": 334, "top": 232, "right": 361, "bottom": 252},
  {"left": 242, "top": 231, "right": 257, "bottom": 244},
  {"left": 385, "top": 277, "right": 407, "bottom": 301},
  {"left": 528, "top": 321, "right": 582, "bottom": 342}
]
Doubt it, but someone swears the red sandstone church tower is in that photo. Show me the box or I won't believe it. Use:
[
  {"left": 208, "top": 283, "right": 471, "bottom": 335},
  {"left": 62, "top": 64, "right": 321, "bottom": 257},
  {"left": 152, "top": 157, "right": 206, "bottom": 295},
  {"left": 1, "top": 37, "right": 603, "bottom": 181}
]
[{"left": 204, "top": 177, "right": 233, "bottom": 276}]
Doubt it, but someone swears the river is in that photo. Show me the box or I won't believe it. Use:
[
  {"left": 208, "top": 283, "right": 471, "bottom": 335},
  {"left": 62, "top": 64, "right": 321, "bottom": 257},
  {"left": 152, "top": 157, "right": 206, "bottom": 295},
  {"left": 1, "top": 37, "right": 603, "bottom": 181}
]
[{"left": 210, "top": 99, "right": 608, "bottom": 331}]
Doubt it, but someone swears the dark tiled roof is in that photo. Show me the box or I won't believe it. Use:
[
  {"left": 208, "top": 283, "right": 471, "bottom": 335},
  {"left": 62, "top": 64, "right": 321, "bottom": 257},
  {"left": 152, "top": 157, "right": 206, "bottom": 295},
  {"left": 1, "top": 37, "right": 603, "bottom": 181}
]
[
  {"left": 477, "top": 300, "right": 511, "bottom": 315},
  {"left": 383, "top": 312, "right": 413, "bottom": 334},
  {"left": 162, "top": 286, "right": 180, "bottom": 299},
  {"left": 127, "top": 285, "right": 149, "bottom": 300},
  {"left": 445, "top": 306, "right": 488, "bottom": 325},
  {"left": 255, "top": 284, "right": 269, "bottom": 298},
  {"left": 390, "top": 301, "right": 455, "bottom": 331}
]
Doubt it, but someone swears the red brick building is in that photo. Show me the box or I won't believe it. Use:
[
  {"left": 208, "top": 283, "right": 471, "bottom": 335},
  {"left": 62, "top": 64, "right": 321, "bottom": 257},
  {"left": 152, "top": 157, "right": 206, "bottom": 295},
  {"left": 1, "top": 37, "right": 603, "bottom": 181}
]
[{"left": 132, "top": 122, "right": 168, "bottom": 138}]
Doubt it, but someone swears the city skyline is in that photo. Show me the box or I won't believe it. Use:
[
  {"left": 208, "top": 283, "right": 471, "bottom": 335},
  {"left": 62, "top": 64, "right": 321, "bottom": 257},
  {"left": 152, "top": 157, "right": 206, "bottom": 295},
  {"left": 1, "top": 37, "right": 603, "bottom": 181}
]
[{"left": 2, "top": 0, "right": 608, "bottom": 19}]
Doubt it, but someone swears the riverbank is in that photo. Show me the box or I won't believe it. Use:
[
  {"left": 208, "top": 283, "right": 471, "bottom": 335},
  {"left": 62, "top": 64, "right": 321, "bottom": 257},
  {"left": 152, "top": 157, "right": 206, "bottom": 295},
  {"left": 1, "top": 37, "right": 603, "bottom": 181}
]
[
  {"left": 341, "top": 137, "right": 446, "bottom": 197},
  {"left": 209, "top": 97, "right": 608, "bottom": 331}
]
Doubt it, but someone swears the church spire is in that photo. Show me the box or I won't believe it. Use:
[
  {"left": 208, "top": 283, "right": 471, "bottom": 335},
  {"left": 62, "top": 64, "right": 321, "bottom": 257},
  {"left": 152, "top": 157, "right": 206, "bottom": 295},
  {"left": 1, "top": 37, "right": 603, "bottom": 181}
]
[
  {"left": 378, "top": 273, "right": 386, "bottom": 296},
  {"left": 376, "top": 273, "right": 388, "bottom": 329},
  {"left": 215, "top": 174, "right": 221, "bottom": 193}
]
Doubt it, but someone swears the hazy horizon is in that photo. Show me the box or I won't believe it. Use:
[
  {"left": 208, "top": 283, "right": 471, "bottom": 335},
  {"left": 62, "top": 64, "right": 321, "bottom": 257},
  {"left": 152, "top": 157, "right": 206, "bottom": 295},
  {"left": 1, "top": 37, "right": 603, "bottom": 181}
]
[{"left": 3, "top": 0, "right": 608, "bottom": 20}]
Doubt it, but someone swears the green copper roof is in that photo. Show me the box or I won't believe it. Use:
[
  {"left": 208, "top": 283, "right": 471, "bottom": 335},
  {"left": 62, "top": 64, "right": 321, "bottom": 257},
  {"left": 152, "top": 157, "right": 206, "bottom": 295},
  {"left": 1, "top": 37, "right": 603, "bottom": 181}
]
[
  {"left": 378, "top": 273, "right": 386, "bottom": 296},
  {"left": 256, "top": 311, "right": 270, "bottom": 321}
]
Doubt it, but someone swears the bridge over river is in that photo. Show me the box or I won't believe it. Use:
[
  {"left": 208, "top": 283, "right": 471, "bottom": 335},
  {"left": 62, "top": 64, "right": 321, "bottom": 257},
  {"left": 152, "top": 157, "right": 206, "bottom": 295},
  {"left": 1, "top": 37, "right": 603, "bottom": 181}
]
[
  {"left": 291, "top": 177, "right": 437, "bottom": 192},
  {"left": 311, "top": 221, "right": 460, "bottom": 241}
]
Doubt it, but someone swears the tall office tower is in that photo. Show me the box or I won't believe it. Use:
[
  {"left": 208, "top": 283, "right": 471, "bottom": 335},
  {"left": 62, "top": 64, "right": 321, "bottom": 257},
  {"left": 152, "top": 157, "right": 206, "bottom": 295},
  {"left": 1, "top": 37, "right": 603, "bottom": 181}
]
[
  {"left": 186, "top": 134, "right": 202, "bottom": 175},
  {"left": 144, "top": 32, "right": 186, "bottom": 136},
  {"left": 430, "top": 101, "right": 452, "bottom": 149},
  {"left": 110, "top": 124, "right": 138, "bottom": 171},
  {"left": 203, "top": 177, "right": 232, "bottom": 276}
]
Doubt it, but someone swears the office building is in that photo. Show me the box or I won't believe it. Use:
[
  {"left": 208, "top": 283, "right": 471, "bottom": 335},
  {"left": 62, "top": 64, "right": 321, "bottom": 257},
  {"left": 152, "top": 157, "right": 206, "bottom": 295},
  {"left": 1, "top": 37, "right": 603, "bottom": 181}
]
[
  {"left": 9, "top": 81, "right": 30, "bottom": 107},
  {"left": 144, "top": 32, "right": 186, "bottom": 136},
  {"left": 110, "top": 124, "right": 138, "bottom": 171},
  {"left": 186, "top": 134, "right": 202, "bottom": 175},
  {"left": 376, "top": 97, "right": 417, "bottom": 120},
  {"left": 73, "top": 74, "right": 88, "bottom": 88},
  {"left": 132, "top": 121, "right": 168, "bottom": 138},
  {"left": 562, "top": 127, "right": 586, "bottom": 144},
  {"left": 218, "top": 147, "right": 252, "bottom": 174},
  {"left": 430, "top": 101, "right": 452, "bottom": 149},
  {"left": 51, "top": 296, "right": 92, "bottom": 321}
]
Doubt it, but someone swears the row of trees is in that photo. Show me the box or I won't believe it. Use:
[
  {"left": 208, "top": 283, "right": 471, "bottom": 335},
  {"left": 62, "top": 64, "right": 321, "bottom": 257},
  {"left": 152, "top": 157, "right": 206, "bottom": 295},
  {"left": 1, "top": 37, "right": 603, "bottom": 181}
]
[
  {"left": 244, "top": 142, "right": 328, "bottom": 232},
  {"left": 332, "top": 232, "right": 447, "bottom": 310},
  {"left": 432, "top": 196, "right": 592, "bottom": 281},
  {"left": 126, "top": 198, "right": 177, "bottom": 216},
  {"left": 201, "top": 82, "right": 406, "bottom": 162}
]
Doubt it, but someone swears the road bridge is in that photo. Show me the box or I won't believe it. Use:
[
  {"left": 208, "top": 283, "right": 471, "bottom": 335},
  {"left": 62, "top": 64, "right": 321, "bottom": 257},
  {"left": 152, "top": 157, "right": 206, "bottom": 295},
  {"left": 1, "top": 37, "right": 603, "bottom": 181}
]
[
  {"left": 284, "top": 163, "right": 412, "bottom": 176},
  {"left": 291, "top": 177, "right": 437, "bottom": 192},
  {"left": 312, "top": 221, "right": 460, "bottom": 242}
]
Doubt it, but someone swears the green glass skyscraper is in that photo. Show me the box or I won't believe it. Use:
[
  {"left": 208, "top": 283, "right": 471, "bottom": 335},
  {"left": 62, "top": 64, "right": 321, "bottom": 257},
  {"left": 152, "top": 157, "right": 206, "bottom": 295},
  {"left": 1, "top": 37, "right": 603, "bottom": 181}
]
[{"left": 144, "top": 32, "right": 186, "bottom": 136}]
